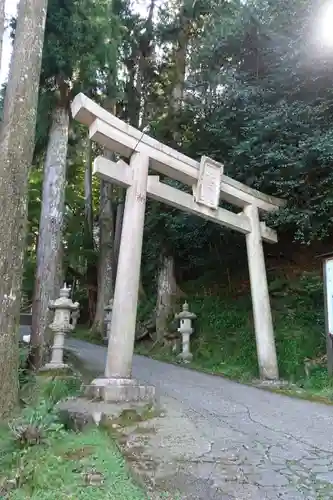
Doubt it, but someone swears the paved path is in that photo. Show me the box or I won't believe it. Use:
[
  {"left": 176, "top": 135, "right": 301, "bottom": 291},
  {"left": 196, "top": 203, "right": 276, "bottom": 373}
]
[{"left": 66, "top": 338, "right": 333, "bottom": 499}]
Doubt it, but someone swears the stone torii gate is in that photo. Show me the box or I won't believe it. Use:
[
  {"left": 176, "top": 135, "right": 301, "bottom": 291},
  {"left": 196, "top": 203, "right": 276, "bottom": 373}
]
[{"left": 72, "top": 93, "right": 285, "bottom": 402}]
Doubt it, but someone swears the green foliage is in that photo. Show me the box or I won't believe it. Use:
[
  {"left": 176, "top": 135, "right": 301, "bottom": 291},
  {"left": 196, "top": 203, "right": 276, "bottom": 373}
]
[
  {"left": 184, "top": 295, "right": 259, "bottom": 380},
  {"left": 180, "top": 0, "right": 333, "bottom": 244},
  {"left": 18, "top": 0, "right": 333, "bottom": 389},
  {"left": 18, "top": 345, "right": 34, "bottom": 393},
  {"left": 9, "top": 401, "right": 63, "bottom": 448},
  {"left": 137, "top": 295, "right": 155, "bottom": 323},
  {"left": 23, "top": 0, "right": 131, "bottom": 312},
  {"left": 142, "top": 0, "right": 333, "bottom": 280},
  {"left": 40, "top": 375, "right": 82, "bottom": 405},
  {"left": 135, "top": 0, "right": 333, "bottom": 275},
  {"left": 0, "top": 427, "right": 145, "bottom": 499},
  {"left": 138, "top": 272, "right": 329, "bottom": 395},
  {"left": 0, "top": 369, "right": 145, "bottom": 499},
  {"left": 7, "top": 374, "right": 80, "bottom": 451},
  {"left": 41, "top": 0, "right": 122, "bottom": 94},
  {"left": 70, "top": 326, "right": 105, "bottom": 345}
]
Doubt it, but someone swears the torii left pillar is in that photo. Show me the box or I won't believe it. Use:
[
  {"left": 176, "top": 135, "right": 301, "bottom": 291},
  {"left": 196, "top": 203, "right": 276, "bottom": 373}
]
[{"left": 90, "top": 152, "right": 155, "bottom": 402}]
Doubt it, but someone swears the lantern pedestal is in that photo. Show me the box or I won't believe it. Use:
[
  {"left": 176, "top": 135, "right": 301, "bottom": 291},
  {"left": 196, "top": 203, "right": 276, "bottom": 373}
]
[{"left": 177, "top": 332, "right": 193, "bottom": 363}]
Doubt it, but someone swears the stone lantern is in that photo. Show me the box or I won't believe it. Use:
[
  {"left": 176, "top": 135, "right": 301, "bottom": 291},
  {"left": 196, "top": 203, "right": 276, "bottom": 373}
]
[
  {"left": 104, "top": 298, "right": 114, "bottom": 341},
  {"left": 175, "top": 302, "right": 196, "bottom": 363},
  {"left": 44, "top": 283, "right": 79, "bottom": 370}
]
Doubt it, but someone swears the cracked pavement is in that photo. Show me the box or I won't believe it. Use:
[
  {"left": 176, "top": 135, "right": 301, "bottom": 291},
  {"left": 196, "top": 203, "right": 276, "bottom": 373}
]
[{"left": 66, "top": 338, "right": 333, "bottom": 499}]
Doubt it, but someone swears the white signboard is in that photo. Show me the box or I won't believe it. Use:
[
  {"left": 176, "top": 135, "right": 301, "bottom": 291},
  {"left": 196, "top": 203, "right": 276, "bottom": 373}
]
[
  {"left": 325, "top": 258, "right": 333, "bottom": 336},
  {"left": 194, "top": 156, "right": 223, "bottom": 210}
]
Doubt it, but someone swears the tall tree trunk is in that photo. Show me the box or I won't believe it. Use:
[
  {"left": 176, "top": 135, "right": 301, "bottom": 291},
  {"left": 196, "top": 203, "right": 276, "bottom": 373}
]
[
  {"left": 113, "top": 191, "right": 124, "bottom": 285},
  {"left": 169, "top": 0, "right": 189, "bottom": 138},
  {"left": 0, "top": 0, "right": 48, "bottom": 419},
  {"left": 93, "top": 0, "right": 118, "bottom": 329},
  {"left": 54, "top": 242, "right": 64, "bottom": 296},
  {"left": 83, "top": 137, "right": 97, "bottom": 325},
  {"left": 92, "top": 167, "right": 114, "bottom": 335},
  {"left": 112, "top": 195, "right": 145, "bottom": 300},
  {"left": 84, "top": 138, "right": 93, "bottom": 237},
  {"left": 171, "top": 29, "right": 187, "bottom": 111},
  {"left": 0, "top": 0, "right": 4, "bottom": 76},
  {"left": 115, "top": 1, "right": 156, "bottom": 296},
  {"left": 137, "top": 0, "right": 155, "bottom": 128},
  {"left": 155, "top": 1, "right": 189, "bottom": 340},
  {"left": 30, "top": 104, "right": 69, "bottom": 369},
  {"left": 155, "top": 254, "right": 177, "bottom": 341}
]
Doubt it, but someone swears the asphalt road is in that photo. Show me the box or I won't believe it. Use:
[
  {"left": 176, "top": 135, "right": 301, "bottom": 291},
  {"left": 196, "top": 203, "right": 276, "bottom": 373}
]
[{"left": 63, "top": 337, "right": 333, "bottom": 499}]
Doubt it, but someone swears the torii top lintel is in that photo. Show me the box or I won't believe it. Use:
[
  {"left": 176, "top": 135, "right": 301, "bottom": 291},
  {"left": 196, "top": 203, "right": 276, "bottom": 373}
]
[{"left": 71, "top": 93, "right": 285, "bottom": 213}]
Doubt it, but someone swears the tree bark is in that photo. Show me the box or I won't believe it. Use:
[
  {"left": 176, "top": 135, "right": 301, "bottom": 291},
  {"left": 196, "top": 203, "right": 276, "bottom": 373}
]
[
  {"left": 92, "top": 172, "right": 114, "bottom": 335},
  {"left": 155, "top": 254, "right": 177, "bottom": 342},
  {"left": 113, "top": 193, "right": 124, "bottom": 285},
  {"left": 155, "top": 1, "right": 189, "bottom": 339},
  {"left": 84, "top": 138, "right": 93, "bottom": 239},
  {"left": 136, "top": 0, "right": 155, "bottom": 128},
  {"left": 31, "top": 105, "right": 69, "bottom": 369},
  {"left": 54, "top": 242, "right": 64, "bottom": 296},
  {"left": 171, "top": 4, "right": 188, "bottom": 112},
  {"left": 83, "top": 137, "right": 97, "bottom": 325},
  {"left": 0, "top": 0, "right": 4, "bottom": 77},
  {"left": 113, "top": 195, "right": 146, "bottom": 301},
  {"left": 0, "top": 0, "right": 48, "bottom": 419}
]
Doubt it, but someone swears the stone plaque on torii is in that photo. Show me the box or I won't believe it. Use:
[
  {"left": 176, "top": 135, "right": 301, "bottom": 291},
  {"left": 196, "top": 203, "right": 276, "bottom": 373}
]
[
  {"left": 194, "top": 156, "right": 223, "bottom": 210},
  {"left": 71, "top": 93, "right": 286, "bottom": 402}
]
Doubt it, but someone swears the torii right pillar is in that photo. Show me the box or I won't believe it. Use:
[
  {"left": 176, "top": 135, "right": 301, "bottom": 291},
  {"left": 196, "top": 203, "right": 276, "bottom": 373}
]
[{"left": 244, "top": 204, "right": 279, "bottom": 380}]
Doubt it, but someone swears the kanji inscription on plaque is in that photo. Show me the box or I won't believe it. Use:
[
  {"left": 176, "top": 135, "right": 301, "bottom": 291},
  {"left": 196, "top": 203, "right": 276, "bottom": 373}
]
[{"left": 194, "top": 156, "right": 223, "bottom": 210}]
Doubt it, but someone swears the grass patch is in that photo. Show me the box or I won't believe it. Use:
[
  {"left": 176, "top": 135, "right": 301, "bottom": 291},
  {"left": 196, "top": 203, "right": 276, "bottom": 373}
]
[
  {"left": 0, "top": 427, "right": 146, "bottom": 499},
  {"left": 136, "top": 294, "right": 266, "bottom": 382},
  {"left": 70, "top": 326, "right": 105, "bottom": 346},
  {"left": 72, "top": 272, "right": 333, "bottom": 401},
  {"left": 136, "top": 272, "right": 333, "bottom": 400},
  {"left": 0, "top": 357, "right": 146, "bottom": 500}
]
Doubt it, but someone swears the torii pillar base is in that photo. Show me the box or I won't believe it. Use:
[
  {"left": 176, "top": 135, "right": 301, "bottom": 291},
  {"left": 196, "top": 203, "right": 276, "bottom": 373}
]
[{"left": 86, "top": 377, "right": 156, "bottom": 404}]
